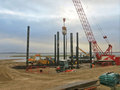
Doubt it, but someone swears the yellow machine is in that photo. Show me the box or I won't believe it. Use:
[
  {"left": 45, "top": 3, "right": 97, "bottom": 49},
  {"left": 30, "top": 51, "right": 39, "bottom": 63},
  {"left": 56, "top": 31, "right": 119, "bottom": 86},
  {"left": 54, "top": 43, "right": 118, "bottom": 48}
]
[
  {"left": 28, "top": 54, "right": 41, "bottom": 62},
  {"left": 28, "top": 54, "right": 54, "bottom": 65},
  {"left": 79, "top": 48, "right": 89, "bottom": 56},
  {"left": 74, "top": 48, "right": 90, "bottom": 64}
]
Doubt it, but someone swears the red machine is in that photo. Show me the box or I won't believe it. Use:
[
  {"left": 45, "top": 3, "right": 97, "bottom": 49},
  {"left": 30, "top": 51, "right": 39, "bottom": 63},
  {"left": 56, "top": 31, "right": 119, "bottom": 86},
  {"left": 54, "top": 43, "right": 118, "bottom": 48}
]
[{"left": 72, "top": 0, "right": 120, "bottom": 64}]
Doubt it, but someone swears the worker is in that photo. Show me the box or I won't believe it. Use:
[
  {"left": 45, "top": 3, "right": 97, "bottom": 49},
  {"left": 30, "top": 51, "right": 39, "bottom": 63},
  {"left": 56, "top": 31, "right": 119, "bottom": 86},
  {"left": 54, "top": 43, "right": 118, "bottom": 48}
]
[{"left": 90, "top": 58, "right": 95, "bottom": 68}]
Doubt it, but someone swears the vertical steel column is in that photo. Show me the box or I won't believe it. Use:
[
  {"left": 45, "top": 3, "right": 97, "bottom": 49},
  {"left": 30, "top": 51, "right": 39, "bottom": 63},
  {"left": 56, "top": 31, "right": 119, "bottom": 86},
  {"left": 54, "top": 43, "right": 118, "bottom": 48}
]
[
  {"left": 26, "top": 26, "right": 30, "bottom": 67},
  {"left": 54, "top": 34, "right": 56, "bottom": 65},
  {"left": 76, "top": 32, "right": 79, "bottom": 68},
  {"left": 63, "top": 35, "right": 66, "bottom": 59},
  {"left": 70, "top": 33, "right": 73, "bottom": 69},
  {"left": 62, "top": 18, "right": 67, "bottom": 60},
  {"left": 66, "top": 34, "right": 67, "bottom": 59},
  {"left": 89, "top": 42, "right": 92, "bottom": 68},
  {"left": 57, "top": 32, "right": 59, "bottom": 65}
]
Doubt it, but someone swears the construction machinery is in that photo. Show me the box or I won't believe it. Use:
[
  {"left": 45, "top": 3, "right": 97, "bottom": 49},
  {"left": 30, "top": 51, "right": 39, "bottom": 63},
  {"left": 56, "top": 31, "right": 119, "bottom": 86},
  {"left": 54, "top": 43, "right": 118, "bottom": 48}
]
[
  {"left": 69, "top": 48, "right": 90, "bottom": 64},
  {"left": 28, "top": 54, "right": 54, "bottom": 65},
  {"left": 56, "top": 60, "right": 69, "bottom": 72},
  {"left": 72, "top": 0, "right": 116, "bottom": 63},
  {"left": 79, "top": 48, "right": 89, "bottom": 56},
  {"left": 28, "top": 54, "right": 41, "bottom": 64},
  {"left": 56, "top": 60, "right": 75, "bottom": 72}
]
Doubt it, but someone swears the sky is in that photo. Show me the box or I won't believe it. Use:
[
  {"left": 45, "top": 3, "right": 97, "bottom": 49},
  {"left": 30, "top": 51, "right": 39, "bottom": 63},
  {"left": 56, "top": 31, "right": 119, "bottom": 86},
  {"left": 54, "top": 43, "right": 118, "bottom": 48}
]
[{"left": 0, "top": 0, "right": 119, "bottom": 53}]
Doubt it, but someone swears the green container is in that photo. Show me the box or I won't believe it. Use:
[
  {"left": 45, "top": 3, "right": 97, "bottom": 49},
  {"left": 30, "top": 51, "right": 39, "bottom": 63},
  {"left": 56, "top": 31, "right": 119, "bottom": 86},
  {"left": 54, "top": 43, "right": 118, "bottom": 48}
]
[{"left": 99, "top": 72, "right": 120, "bottom": 87}]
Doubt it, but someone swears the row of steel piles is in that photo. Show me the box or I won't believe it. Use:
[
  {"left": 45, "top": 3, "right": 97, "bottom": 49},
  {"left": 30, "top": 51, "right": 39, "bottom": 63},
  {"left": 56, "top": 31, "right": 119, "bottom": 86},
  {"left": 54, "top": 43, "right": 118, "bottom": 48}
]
[
  {"left": 70, "top": 33, "right": 79, "bottom": 69},
  {"left": 54, "top": 32, "right": 80, "bottom": 68},
  {"left": 54, "top": 32, "right": 92, "bottom": 68},
  {"left": 25, "top": 26, "right": 92, "bottom": 68}
]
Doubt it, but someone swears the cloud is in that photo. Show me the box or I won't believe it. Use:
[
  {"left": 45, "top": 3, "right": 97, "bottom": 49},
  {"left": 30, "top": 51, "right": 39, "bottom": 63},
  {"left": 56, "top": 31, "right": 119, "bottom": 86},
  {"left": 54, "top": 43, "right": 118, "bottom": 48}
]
[
  {"left": 0, "top": 37, "right": 54, "bottom": 53},
  {"left": 0, "top": 0, "right": 119, "bottom": 53},
  {"left": 82, "top": 0, "right": 119, "bottom": 6},
  {"left": 0, "top": 9, "right": 61, "bottom": 22}
]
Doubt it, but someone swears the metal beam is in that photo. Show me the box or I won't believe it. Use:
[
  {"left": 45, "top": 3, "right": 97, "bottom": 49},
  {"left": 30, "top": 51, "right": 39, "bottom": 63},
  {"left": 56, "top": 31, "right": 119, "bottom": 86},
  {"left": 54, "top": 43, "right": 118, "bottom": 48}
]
[
  {"left": 57, "top": 32, "right": 59, "bottom": 65},
  {"left": 89, "top": 42, "right": 92, "bottom": 68},
  {"left": 26, "top": 26, "right": 30, "bottom": 67},
  {"left": 70, "top": 33, "right": 73, "bottom": 69},
  {"left": 63, "top": 35, "right": 66, "bottom": 59},
  {"left": 54, "top": 34, "right": 56, "bottom": 65},
  {"left": 76, "top": 32, "right": 79, "bottom": 68}
]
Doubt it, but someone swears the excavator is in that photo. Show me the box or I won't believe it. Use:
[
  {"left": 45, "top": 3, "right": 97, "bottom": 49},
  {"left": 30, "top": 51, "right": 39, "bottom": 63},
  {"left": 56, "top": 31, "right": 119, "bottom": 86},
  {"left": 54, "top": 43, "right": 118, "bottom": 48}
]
[{"left": 28, "top": 54, "right": 54, "bottom": 65}]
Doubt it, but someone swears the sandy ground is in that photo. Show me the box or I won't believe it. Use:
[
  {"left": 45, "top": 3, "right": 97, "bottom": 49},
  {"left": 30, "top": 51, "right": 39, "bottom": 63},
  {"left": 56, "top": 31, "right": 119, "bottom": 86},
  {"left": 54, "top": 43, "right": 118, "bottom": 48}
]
[{"left": 0, "top": 60, "right": 120, "bottom": 90}]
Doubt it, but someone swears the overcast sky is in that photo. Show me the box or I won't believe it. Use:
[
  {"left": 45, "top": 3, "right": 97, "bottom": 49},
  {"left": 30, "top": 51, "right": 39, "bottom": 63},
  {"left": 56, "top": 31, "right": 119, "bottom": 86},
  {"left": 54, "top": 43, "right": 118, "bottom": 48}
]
[{"left": 0, "top": 0, "right": 119, "bottom": 53}]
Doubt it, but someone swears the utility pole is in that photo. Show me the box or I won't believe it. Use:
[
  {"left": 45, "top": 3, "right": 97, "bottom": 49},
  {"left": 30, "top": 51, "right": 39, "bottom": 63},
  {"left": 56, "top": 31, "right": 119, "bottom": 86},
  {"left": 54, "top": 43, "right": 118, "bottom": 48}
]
[
  {"left": 62, "top": 18, "right": 67, "bottom": 60},
  {"left": 26, "top": 26, "right": 30, "bottom": 67}
]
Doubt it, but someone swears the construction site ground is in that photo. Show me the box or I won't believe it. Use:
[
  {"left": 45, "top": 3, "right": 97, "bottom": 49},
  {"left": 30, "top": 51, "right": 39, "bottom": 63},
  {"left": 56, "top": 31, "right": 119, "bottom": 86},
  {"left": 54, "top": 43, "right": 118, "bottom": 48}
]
[{"left": 0, "top": 60, "right": 120, "bottom": 90}]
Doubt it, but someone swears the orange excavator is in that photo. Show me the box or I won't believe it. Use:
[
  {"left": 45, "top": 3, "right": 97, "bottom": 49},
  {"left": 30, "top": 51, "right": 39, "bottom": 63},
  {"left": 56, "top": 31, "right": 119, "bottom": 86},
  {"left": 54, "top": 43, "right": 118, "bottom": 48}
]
[
  {"left": 28, "top": 54, "right": 41, "bottom": 62},
  {"left": 28, "top": 54, "right": 54, "bottom": 65}
]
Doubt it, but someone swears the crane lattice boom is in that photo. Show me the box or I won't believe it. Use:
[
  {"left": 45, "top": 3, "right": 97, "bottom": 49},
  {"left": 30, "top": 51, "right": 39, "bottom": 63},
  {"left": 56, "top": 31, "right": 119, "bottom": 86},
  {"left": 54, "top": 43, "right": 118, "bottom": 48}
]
[{"left": 72, "top": 0, "right": 112, "bottom": 59}]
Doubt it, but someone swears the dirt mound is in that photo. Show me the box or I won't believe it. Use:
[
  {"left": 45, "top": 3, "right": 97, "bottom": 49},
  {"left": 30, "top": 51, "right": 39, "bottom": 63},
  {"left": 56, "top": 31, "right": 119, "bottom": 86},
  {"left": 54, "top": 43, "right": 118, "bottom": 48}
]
[{"left": 0, "top": 65, "right": 22, "bottom": 81}]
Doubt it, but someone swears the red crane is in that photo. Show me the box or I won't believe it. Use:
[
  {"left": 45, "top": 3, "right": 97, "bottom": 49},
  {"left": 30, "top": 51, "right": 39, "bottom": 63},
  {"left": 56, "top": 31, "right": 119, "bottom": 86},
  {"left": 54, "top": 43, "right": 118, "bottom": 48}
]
[{"left": 72, "top": 0, "right": 113, "bottom": 60}]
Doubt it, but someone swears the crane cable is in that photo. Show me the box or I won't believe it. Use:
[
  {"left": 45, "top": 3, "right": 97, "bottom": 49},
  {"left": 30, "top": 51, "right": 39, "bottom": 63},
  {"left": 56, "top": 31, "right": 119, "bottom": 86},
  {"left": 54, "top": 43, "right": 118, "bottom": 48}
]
[
  {"left": 81, "top": 0, "right": 110, "bottom": 45},
  {"left": 95, "top": 21, "right": 110, "bottom": 44}
]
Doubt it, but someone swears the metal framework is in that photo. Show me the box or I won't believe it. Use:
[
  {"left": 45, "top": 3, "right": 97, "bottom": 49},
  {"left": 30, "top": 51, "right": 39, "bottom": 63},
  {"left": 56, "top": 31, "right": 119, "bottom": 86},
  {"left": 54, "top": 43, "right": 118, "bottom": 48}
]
[{"left": 72, "top": 0, "right": 112, "bottom": 60}]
